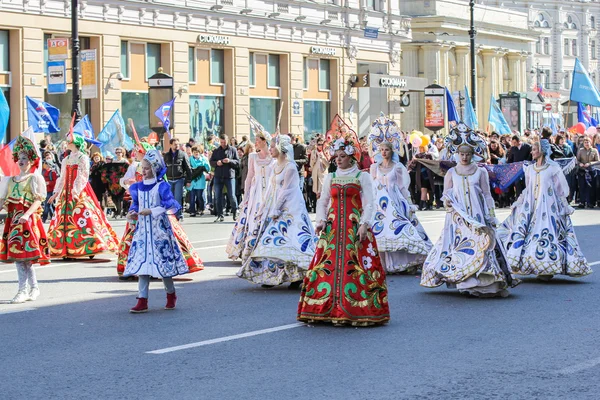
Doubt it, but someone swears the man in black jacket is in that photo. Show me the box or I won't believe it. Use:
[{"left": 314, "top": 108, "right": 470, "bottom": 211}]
[
  {"left": 210, "top": 134, "right": 240, "bottom": 222},
  {"left": 163, "top": 138, "right": 192, "bottom": 221},
  {"left": 291, "top": 134, "right": 308, "bottom": 190},
  {"left": 506, "top": 135, "right": 532, "bottom": 198}
]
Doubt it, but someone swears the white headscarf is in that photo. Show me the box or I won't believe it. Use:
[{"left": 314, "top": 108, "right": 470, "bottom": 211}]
[{"left": 274, "top": 135, "right": 296, "bottom": 164}]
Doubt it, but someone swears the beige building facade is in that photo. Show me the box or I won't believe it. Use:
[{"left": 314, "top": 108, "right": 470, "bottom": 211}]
[{"left": 0, "top": 0, "right": 414, "bottom": 145}]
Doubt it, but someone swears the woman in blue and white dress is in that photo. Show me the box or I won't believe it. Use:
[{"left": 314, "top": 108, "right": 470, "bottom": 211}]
[
  {"left": 370, "top": 141, "right": 432, "bottom": 273},
  {"left": 497, "top": 139, "right": 592, "bottom": 280},
  {"left": 124, "top": 150, "right": 190, "bottom": 313},
  {"left": 238, "top": 135, "right": 316, "bottom": 288},
  {"left": 420, "top": 141, "right": 518, "bottom": 297},
  {"left": 226, "top": 131, "right": 273, "bottom": 261}
]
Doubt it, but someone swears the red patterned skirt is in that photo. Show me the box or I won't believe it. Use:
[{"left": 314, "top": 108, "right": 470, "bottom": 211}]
[
  {"left": 48, "top": 183, "right": 119, "bottom": 258},
  {"left": 0, "top": 201, "right": 50, "bottom": 264},
  {"left": 297, "top": 179, "right": 390, "bottom": 326}
]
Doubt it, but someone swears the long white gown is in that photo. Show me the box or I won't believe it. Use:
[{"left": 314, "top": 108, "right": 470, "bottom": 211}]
[
  {"left": 421, "top": 165, "right": 517, "bottom": 296},
  {"left": 226, "top": 151, "right": 273, "bottom": 261},
  {"left": 238, "top": 161, "right": 316, "bottom": 285},
  {"left": 497, "top": 162, "right": 592, "bottom": 277},
  {"left": 370, "top": 162, "right": 432, "bottom": 273}
]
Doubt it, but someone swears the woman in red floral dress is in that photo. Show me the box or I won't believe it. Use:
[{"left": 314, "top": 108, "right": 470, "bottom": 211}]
[
  {"left": 298, "top": 117, "right": 390, "bottom": 326},
  {"left": 47, "top": 134, "right": 119, "bottom": 258},
  {"left": 0, "top": 135, "right": 50, "bottom": 303}
]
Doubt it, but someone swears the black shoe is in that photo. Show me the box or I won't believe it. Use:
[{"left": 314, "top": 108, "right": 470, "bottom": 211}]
[
  {"left": 288, "top": 281, "right": 302, "bottom": 290},
  {"left": 261, "top": 284, "right": 275, "bottom": 288},
  {"left": 190, "top": 213, "right": 197, "bottom": 217},
  {"left": 233, "top": 211, "right": 237, "bottom": 220},
  {"left": 199, "top": 211, "right": 204, "bottom": 216}
]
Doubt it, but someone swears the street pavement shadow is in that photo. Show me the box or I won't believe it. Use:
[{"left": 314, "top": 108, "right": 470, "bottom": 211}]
[{"left": 517, "top": 277, "right": 590, "bottom": 285}]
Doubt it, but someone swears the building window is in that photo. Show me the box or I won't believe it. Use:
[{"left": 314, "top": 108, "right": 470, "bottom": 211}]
[
  {"left": 319, "top": 59, "right": 330, "bottom": 91},
  {"left": 572, "top": 39, "right": 578, "bottom": 56},
  {"left": 564, "top": 72, "right": 571, "bottom": 89},
  {"left": 367, "top": 0, "right": 377, "bottom": 10},
  {"left": 277, "top": 3, "right": 289, "bottom": 13},
  {"left": 593, "top": 41, "right": 597, "bottom": 60},
  {"left": 592, "top": 16, "right": 596, "bottom": 29},
  {"left": 304, "top": 101, "right": 330, "bottom": 141},
  {"left": 249, "top": 52, "right": 255, "bottom": 87},
  {"left": 188, "top": 47, "right": 196, "bottom": 82},
  {"left": 536, "top": 39, "right": 541, "bottom": 54},
  {"left": 303, "top": 57, "right": 308, "bottom": 90},
  {"left": 0, "top": 30, "right": 8, "bottom": 72},
  {"left": 146, "top": 43, "right": 161, "bottom": 79},
  {"left": 43, "top": 33, "right": 51, "bottom": 71},
  {"left": 543, "top": 37, "right": 549, "bottom": 54},
  {"left": 534, "top": 13, "right": 550, "bottom": 28},
  {"left": 564, "top": 39, "right": 570, "bottom": 56},
  {"left": 564, "top": 15, "right": 577, "bottom": 30},
  {"left": 268, "top": 54, "right": 280, "bottom": 88},
  {"left": 122, "top": 92, "right": 150, "bottom": 136},
  {"left": 45, "top": 90, "right": 89, "bottom": 138},
  {"left": 250, "top": 98, "right": 280, "bottom": 135},
  {"left": 189, "top": 95, "right": 224, "bottom": 146},
  {"left": 121, "top": 41, "right": 129, "bottom": 79},
  {"left": 211, "top": 49, "right": 224, "bottom": 84}
]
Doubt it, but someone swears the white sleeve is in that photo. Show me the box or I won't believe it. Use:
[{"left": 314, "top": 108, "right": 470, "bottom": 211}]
[
  {"left": 73, "top": 154, "right": 90, "bottom": 196},
  {"left": 53, "top": 159, "right": 67, "bottom": 195},
  {"left": 273, "top": 164, "right": 299, "bottom": 215},
  {"left": 315, "top": 173, "right": 332, "bottom": 224},
  {"left": 120, "top": 163, "right": 138, "bottom": 189},
  {"left": 31, "top": 174, "right": 47, "bottom": 202},
  {"left": 395, "top": 163, "right": 412, "bottom": 201},
  {"left": 244, "top": 153, "right": 256, "bottom": 195},
  {"left": 0, "top": 176, "right": 10, "bottom": 202},
  {"left": 369, "top": 163, "right": 377, "bottom": 181},
  {"left": 442, "top": 169, "right": 454, "bottom": 198},
  {"left": 359, "top": 171, "right": 375, "bottom": 225},
  {"left": 552, "top": 165, "right": 570, "bottom": 198},
  {"left": 512, "top": 164, "right": 529, "bottom": 209},
  {"left": 478, "top": 167, "right": 497, "bottom": 221}
]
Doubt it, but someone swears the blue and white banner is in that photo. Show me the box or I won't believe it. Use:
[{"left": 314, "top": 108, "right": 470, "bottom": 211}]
[
  {"left": 73, "top": 115, "right": 103, "bottom": 146},
  {"left": 26, "top": 96, "right": 60, "bottom": 133},
  {"left": 570, "top": 58, "right": 600, "bottom": 107}
]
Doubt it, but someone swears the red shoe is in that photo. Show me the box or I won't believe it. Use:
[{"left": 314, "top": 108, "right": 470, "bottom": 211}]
[
  {"left": 129, "top": 297, "right": 148, "bottom": 313},
  {"left": 165, "top": 292, "right": 177, "bottom": 310}
]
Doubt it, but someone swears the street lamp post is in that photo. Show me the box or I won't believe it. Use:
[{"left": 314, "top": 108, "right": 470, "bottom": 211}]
[
  {"left": 71, "top": 0, "right": 82, "bottom": 124},
  {"left": 469, "top": 0, "right": 476, "bottom": 111},
  {"left": 530, "top": 61, "right": 545, "bottom": 92}
]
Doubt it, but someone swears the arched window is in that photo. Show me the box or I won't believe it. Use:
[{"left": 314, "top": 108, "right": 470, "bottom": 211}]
[
  {"left": 534, "top": 13, "right": 550, "bottom": 28},
  {"left": 564, "top": 15, "right": 577, "bottom": 30}
]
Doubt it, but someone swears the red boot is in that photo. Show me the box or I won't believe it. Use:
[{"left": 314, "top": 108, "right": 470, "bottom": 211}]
[
  {"left": 130, "top": 297, "right": 148, "bottom": 313},
  {"left": 165, "top": 292, "right": 177, "bottom": 310}
]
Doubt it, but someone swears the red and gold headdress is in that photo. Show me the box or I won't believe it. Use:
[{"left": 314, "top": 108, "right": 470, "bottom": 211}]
[
  {"left": 12, "top": 135, "right": 40, "bottom": 172},
  {"left": 325, "top": 114, "right": 361, "bottom": 161}
]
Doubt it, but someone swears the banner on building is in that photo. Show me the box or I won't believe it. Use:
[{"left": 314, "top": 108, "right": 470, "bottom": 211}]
[
  {"left": 47, "top": 60, "right": 67, "bottom": 95},
  {"left": 81, "top": 49, "right": 97, "bottom": 99},
  {"left": 47, "top": 38, "right": 69, "bottom": 61}
]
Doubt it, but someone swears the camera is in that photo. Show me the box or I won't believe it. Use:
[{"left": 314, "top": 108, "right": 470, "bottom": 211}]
[{"left": 116, "top": 73, "right": 124, "bottom": 81}]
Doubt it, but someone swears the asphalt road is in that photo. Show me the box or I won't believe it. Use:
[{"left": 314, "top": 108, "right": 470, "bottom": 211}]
[{"left": 1, "top": 209, "right": 599, "bottom": 400}]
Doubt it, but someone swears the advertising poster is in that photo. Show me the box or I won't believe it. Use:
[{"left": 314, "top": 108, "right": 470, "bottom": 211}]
[
  {"left": 424, "top": 95, "right": 445, "bottom": 129},
  {"left": 81, "top": 49, "right": 97, "bottom": 99},
  {"left": 500, "top": 97, "right": 520, "bottom": 132},
  {"left": 189, "top": 95, "right": 224, "bottom": 149}
]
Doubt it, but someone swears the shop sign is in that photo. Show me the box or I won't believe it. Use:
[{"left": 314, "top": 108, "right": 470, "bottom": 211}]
[
  {"left": 47, "top": 38, "right": 69, "bottom": 61},
  {"left": 47, "top": 60, "right": 67, "bottom": 94},
  {"left": 81, "top": 49, "right": 97, "bottom": 99},
  {"left": 197, "top": 35, "right": 231, "bottom": 45},
  {"left": 424, "top": 84, "right": 445, "bottom": 131},
  {"left": 379, "top": 77, "right": 407, "bottom": 89},
  {"left": 310, "top": 46, "right": 336, "bottom": 56}
]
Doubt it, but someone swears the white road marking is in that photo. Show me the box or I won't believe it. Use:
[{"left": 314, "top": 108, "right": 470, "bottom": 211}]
[
  {"left": 0, "top": 307, "right": 37, "bottom": 315},
  {"left": 0, "top": 259, "right": 119, "bottom": 274},
  {"left": 195, "top": 244, "right": 227, "bottom": 250},
  {"left": 191, "top": 238, "right": 229, "bottom": 244},
  {"left": 558, "top": 356, "right": 600, "bottom": 375},
  {"left": 147, "top": 322, "right": 304, "bottom": 354}
]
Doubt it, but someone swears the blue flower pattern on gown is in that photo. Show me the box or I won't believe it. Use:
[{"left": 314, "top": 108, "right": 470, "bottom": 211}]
[
  {"left": 373, "top": 196, "right": 388, "bottom": 235},
  {"left": 497, "top": 163, "right": 591, "bottom": 277},
  {"left": 298, "top": 213, "right": 318, "bottom": 252}
]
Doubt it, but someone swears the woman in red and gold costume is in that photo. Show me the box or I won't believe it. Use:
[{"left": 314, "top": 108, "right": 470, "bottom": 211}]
[
  {"left": 0, "top": 134, "right": 50, "bottom": 303},
  {"left": 298, "top": 115, "right": 390, "bottom": 326},
  {"left": 47, "top": 134, "right": 119, "bottom": 258},
  {"left": 116, "top": 141, "right": 203, "bottom": 279}
]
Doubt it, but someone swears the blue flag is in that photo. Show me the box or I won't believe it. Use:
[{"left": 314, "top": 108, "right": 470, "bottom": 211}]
[
  {"left": 445, "top": 87, "right": 459, "bottom": 124},
  {"left": 73, "top": 115, "right": 102, "bottom": 146},
  {"left": 487, "top": 95, "right": 512, "bottom": 135},
  {"left": 463, "top": 86, "right": 479, "bottom": 129},
  {"left": 0, "top": 89, "right": 9, "bottom": 143},
  {"left": 26, "top": 96, "right": 60, "bottom": 133},
  {"left": 97, "top": 110, "right": 134, "bottom": 158},
  {"left": 570, "top": 59, "right": 600, "bottom": 107},
  {"left": 154, "top": 98, "right": 175, "bottom": 137}
]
